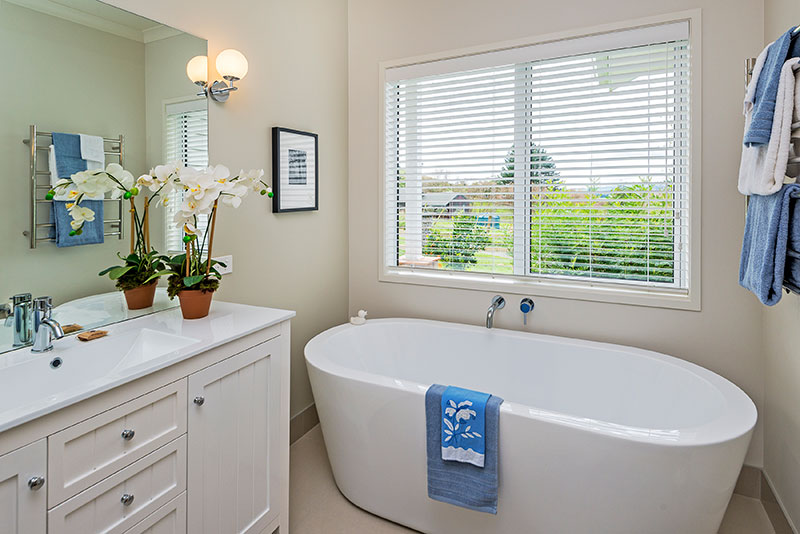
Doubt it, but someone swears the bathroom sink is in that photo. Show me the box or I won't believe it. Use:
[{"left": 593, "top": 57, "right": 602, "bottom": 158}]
[
  {"left": 0, "top": 327, "right": 198, "bottom": 427},
  {"left": 112, "top": 329, "right": 199, "bottom": 374},
  {"left": 0, "top": 300, "right": 293, "bottom": 433}
]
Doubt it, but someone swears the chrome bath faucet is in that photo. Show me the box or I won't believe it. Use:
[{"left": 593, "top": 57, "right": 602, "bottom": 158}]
[{"left": 486, "top": 295, "right": 505, "bottom": 329}]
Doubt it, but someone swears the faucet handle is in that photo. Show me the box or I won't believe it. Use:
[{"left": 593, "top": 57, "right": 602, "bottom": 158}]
[
  {"left": 33, "top": 296, "right": 53, "bottom": 314},
  {"left": 33, "top": 297, "right": 53, "bottom": 317},
  {"left": 520, "top": 298, "right": 534, "bottom": 325},
  {"left": 12, "top": 293, "right": 32, "bottom": 307}
]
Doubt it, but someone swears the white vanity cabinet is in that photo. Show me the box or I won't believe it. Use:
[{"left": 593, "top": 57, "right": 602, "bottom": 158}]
[
  {"left": 0, "top": 305, "right": 292, "bottom": 534},
  {"left": 188, "top": 338, "right": 280, "bottom": 534},
  {"left": 0, "top": 439, "right": 47, "bottom": 534}
]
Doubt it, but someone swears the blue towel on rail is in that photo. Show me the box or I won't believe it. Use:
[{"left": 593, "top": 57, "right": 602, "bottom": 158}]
[
  {"left": 744, "top": 29, "right": 794, "bottom": 146},
  {"left": 740, "top": 184, "right": 800, "bottom": 305},
  {"left": 51, "top": 132, "right": 87, "bottom": 178},
  {"left": 51, "top": 200, "right": 104, "bottom": 247},
  {"left": 441, "top": 386, "right": 490, "bottom": 467},
  {"left": 426, "top": 384, "right": 503, "bottom": 514},
  {"left": 784, "top": 192, "right": 800, "bottom": 289}
]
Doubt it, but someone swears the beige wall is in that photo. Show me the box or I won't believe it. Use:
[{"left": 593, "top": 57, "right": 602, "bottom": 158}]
[
  {"left": 762, "top": 0, "right": 800, "bottom": 528},
  {"left": 0, "top": 0, "right": 146, "bottom": 305},
  {"left": 105, "top": 0, "right": 350, "bottom": 417},
  {"left": 348, "top": 0, "right": 766, "bottom": 466}
]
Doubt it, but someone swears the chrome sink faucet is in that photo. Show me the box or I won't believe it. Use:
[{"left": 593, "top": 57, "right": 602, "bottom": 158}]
[
  {"left": 2, "top": 293, "right": 33, "bottom": 347},
  {"left": 486, "top": 295, "right": 505, "bottom": 329},
  {"left": 32, "top": 296, "right": 64, "bottom": 353}
]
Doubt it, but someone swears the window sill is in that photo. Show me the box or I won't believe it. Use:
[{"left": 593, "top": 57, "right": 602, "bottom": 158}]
[{"left": 379, "top": 267, "right": 700, "bottom": 311}]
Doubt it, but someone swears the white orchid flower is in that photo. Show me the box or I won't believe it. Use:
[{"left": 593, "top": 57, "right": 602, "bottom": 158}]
[
  {"left": 53, "top": 178, "right": 72, "bottom": 193},
  {"left": 137, "top": 174, "right": 157, "bottom": 189},
  {"left": 67, "top": 204, "right": 95, "bottom": 229},
  {"left": 179, "top": 166, "right": 223, "bottom": 204},
  {"left": 153, "top": 162, "right": 181, "bottom": 184},
  {"left": 71, "top": 170, "right": 108, "bottom": 197}
]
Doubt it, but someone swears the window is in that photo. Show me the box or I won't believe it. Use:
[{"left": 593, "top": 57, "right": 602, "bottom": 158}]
[
  {"left": 383, "top": 19, "right": 696, "bottom": 307},
  {"left": 163, "top": 98, "right": 209, "bottom": 252}
]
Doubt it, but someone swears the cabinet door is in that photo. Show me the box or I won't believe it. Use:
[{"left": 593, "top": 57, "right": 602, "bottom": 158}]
[
  {"left": 0, "top": 439, "right": 47, "bottom": 534},
  {"left": 187, "top": 338, "right": 280, "bottom": 534}
]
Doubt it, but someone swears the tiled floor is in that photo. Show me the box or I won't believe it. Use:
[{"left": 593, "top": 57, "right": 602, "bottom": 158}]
[{"left": 290, "top": 426, "right": 775, "bottom": 534}]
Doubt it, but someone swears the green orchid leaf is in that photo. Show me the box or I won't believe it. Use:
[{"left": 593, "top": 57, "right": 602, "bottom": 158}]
[
  {"left": 98, "top": 265, "right": 119, "bottom": 277},
  {"left": 142, "top": 270, "right": 174, "bottom": 285},
  {"left": 109, "top": 265, "right": 135, "bottom": 280},
  {"left": 183, "top": 275, "right": 205, "bottom": 287}
]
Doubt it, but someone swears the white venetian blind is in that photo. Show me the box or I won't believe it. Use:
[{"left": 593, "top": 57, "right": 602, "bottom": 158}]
[
  {"left": 384, "top": 21, "right": 691, "bottom": 290},
  {"left": 163, "top": 99, "right": 209, "bottom": 253}
]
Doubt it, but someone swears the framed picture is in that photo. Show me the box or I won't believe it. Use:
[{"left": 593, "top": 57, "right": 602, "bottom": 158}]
[{"left": 272, "top": 127, "right": 318, "bottom": 212}]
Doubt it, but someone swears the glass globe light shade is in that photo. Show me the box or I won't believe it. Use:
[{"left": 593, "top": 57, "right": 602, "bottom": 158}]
[
  {"left": 186, "top": 55, "right": 208, "bottom": 84},
  {"left": 216, "top": 49, "right": 248, "bottom": 81}
]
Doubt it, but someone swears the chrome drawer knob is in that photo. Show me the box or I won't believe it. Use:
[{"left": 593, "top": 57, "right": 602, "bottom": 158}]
[
  {"left": 193, "top": 396, "right": 205, "bottom": 406},
  {"left": 120, "top": 493, "right": 135, "bottom": 506},
  {"left": 121, "top": 429, "right": 135, "bottom": 441},
  {"left": 27, "top": 476, "right": 45, "bottom": 491}
]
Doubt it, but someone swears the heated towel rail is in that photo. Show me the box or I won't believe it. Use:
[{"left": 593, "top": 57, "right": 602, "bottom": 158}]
[
  {"left": 743, "top": 59, "right": 800, "bottom": 295},
  {"left": 22, "top": 125, "right": 125, "bottom": 249}
]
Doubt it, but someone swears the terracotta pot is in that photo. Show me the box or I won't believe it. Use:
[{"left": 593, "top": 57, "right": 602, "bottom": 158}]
[
  {"left": 177, "top": 289, "right": 215, "bottom": 319},
  {"left": 123, "top": 281, "right": 157, "bottom": 310}
]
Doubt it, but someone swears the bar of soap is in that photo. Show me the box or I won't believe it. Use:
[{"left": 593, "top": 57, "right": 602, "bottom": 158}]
[
  {"left": 62, "top": 324, "right": 83, "bottom": 335},
  {"left": 77, "top": 330, "right": 108, "bottom": 342}
]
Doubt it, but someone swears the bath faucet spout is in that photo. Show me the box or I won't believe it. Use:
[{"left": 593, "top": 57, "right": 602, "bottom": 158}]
[{"left": 486, "top": 295, "right": 505, "bottom": 329}]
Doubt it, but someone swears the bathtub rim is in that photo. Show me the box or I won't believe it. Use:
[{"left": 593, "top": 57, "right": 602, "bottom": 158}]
[{"left": 305, "top": 318, "right": 757, "bottom": 448}]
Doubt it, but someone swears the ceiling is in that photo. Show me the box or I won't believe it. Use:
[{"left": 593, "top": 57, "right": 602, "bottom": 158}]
[{"left": 6, "top": 0, "right": 184, "bottom": 42}]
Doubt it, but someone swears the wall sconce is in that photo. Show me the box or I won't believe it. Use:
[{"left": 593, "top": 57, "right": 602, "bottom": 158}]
[{"left": 187, "top": 49, "right": 249, "bottom": 103}]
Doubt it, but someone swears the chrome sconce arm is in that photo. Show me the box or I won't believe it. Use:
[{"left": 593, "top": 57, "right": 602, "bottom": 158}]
[{"left": 194, "top": 78, "right": 239, "bottom": 103}]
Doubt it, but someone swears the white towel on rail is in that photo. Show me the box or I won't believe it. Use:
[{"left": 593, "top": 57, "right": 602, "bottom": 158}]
[
  {"left": 739, "top": 57, "right": 800, "bottom": 195},
  {"left": 79, "top": 134, "right": 105, "bottom": 169}
]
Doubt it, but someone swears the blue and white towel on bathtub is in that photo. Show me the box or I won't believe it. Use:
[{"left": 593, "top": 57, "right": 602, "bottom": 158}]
[
  {"left": 441, "top": 386, "right": 491, "bottom": 467},
  {"left": 426, "top": 384, "right": 503, "bottom": 514}
]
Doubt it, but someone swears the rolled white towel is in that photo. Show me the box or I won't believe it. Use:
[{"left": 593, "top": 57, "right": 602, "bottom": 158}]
[
  {"left": 739, "top": 58, "right": 800, "bottom": 195},
  {"left": 79, "top": 134, "right": 105, "bottom": 168}
]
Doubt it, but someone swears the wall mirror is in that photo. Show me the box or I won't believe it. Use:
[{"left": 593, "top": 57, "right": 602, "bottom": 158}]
[{"left": 0, "top": 0, "right": 208, "bottom": 354}]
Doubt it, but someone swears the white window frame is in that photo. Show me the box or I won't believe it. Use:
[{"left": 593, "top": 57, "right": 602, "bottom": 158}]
[{"left": 377, "top": 10, "right": 702, "bottom": 311}]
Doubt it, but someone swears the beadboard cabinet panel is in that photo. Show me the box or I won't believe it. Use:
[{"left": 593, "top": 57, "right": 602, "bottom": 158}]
[
  {"left": 188, "top": 338, "right": 281, "bottom": 534},
  {"left": 0, "top": 439, "right": 47, "bottom": 534}
]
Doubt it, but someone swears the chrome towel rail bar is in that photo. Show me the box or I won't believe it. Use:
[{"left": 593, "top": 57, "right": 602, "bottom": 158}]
[{"left": 23, "top": 125, "right": 125, "bottom": 248}]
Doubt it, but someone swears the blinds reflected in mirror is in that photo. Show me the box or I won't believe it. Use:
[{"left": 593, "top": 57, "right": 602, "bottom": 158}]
[{"left": 164, "top": 99, "right": 209, "bottom": 253}]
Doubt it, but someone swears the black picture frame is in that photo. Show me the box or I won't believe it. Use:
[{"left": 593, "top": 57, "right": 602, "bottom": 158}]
[{"left": 272, "top": 127, "right": 319, "bottom": 213}]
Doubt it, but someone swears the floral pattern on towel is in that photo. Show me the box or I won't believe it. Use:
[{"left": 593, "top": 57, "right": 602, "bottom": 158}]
[{"left": 443, "top": 399, "right": 482, "bottom": 448}]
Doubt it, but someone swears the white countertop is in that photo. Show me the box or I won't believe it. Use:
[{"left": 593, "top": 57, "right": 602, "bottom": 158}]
[{"left": 0, "top": 301, "right": 295, "bottom": 433}]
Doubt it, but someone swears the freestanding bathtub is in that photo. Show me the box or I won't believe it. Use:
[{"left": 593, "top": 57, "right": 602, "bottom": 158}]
[{"left": 305, "top": 318, "right": 757, "bottom": 534}]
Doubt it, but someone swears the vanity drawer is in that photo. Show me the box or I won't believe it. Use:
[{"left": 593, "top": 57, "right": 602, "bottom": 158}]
[
  {"left": 48, "top": 380, "right": 187, "bottom": 505},
  {"left": 48, "top": 435, "right": 186, "bottom": 534},
  {"left": 123, "top": 492, "right": 186, "bottom": 534}
]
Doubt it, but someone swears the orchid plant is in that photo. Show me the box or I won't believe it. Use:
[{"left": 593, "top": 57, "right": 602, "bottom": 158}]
[
  {"left": 164, "top": 164, "right": 272, "bottom": 298},
  {"left": 49, "top": 163, "right": 179, "bottom": 291}
]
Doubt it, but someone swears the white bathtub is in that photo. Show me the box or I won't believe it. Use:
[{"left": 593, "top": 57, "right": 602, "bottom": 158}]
[{"left": 305, "top": 318, "right": 757, "bottom": 534}]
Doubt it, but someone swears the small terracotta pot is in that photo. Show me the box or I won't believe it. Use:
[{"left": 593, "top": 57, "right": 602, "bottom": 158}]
[
  {"left": 123, "top": 281, "right": 157, "bottom": 310},
  {"left": 177, "top": 289, "right": 215, "bottom": 319}
]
